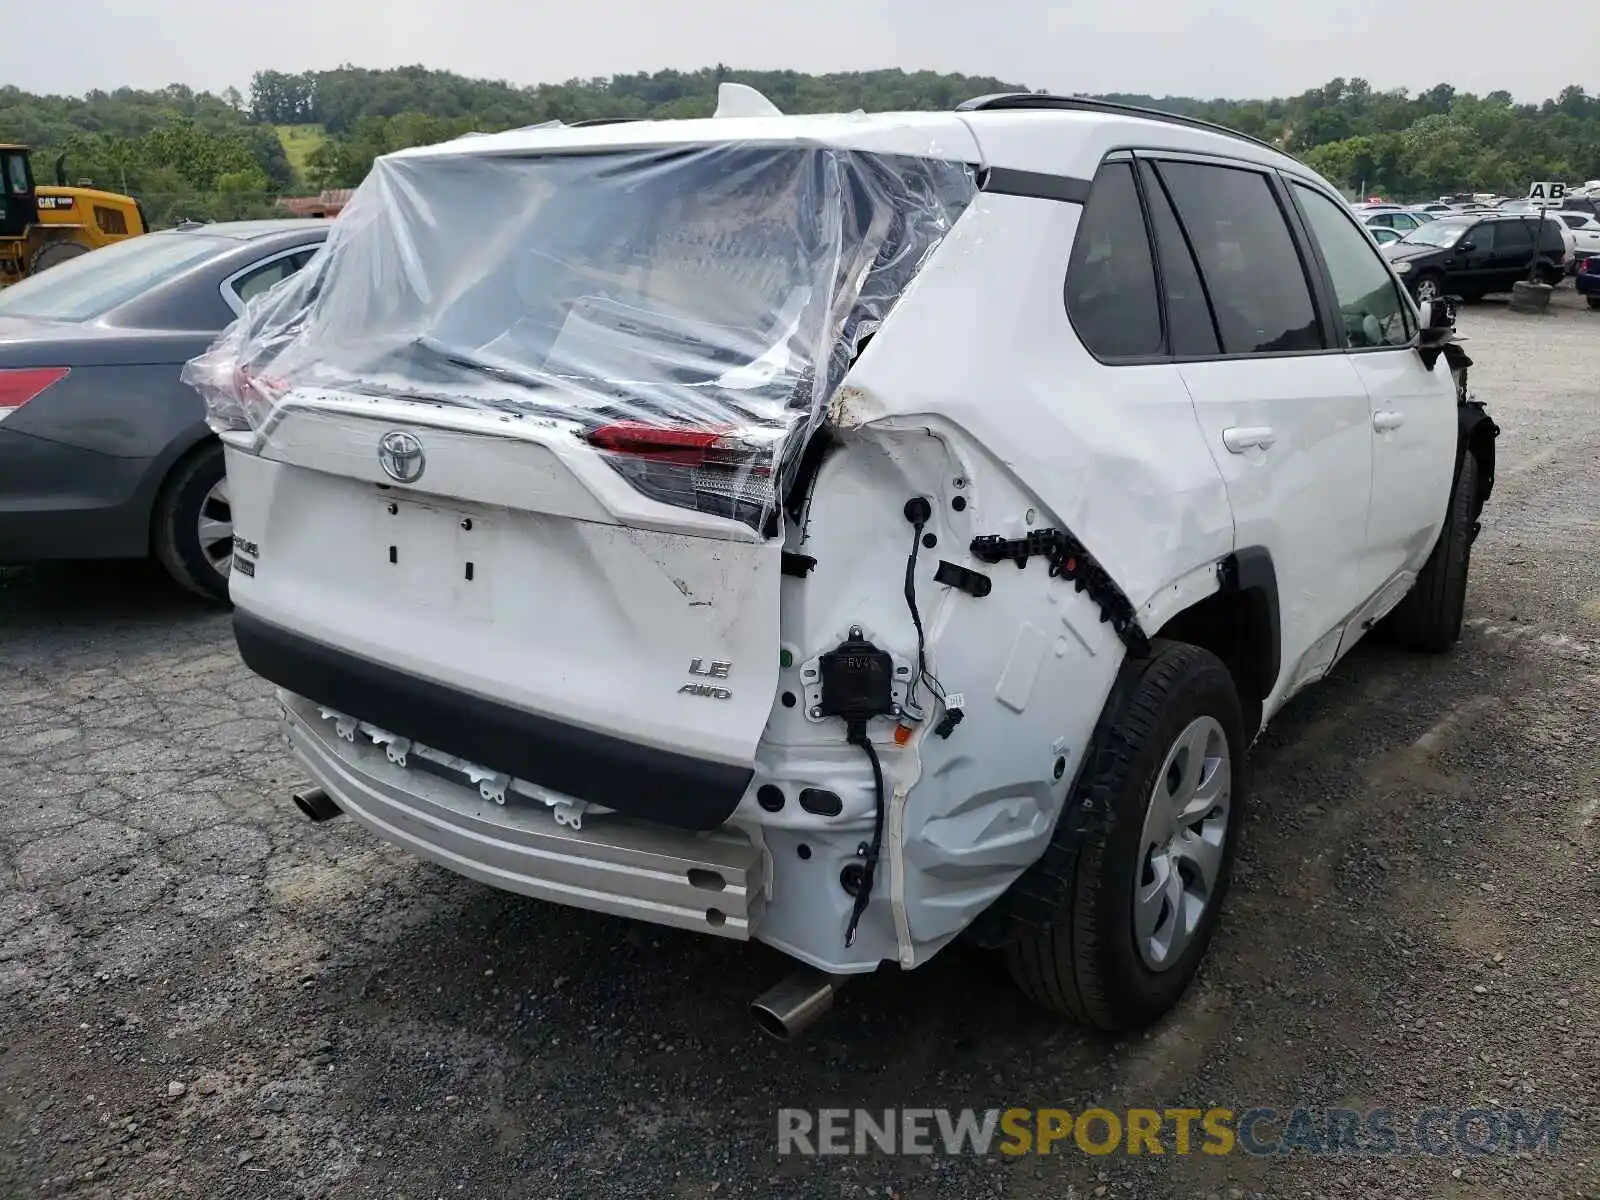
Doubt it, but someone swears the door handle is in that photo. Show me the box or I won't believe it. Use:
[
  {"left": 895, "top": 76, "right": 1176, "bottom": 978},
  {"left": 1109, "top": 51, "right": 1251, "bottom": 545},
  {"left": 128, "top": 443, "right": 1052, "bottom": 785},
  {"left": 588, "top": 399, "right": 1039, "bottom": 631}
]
[
  {"left": 1373, "top": 411, "right": 1405, "bottom": 432},
  {"left": 1222, "top": 426, "right": 1276, "bottom": 454}
]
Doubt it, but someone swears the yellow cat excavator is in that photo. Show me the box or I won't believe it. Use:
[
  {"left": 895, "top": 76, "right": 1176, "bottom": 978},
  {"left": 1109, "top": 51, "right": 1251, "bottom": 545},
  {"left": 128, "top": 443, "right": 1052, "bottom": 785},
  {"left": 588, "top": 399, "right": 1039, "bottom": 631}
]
[{"left": 0, "top": 145, "right": 148, "bottom": 285}]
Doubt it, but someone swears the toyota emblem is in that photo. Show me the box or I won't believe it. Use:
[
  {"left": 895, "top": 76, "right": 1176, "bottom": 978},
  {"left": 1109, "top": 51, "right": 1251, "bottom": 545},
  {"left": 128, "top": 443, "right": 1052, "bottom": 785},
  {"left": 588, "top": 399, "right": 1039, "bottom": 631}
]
[{"left": 378, "top": 431, "right": 425, "bottom": 483}]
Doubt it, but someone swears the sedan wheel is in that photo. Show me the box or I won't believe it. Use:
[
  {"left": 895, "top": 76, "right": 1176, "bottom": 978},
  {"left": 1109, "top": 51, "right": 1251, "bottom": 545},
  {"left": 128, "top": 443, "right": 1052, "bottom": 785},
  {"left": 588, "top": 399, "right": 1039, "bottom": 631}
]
[
  {"left": 197, "top": 476, "right": 234, "bottom": 578},
  {"left": 1414, "top": 276, "right": 1443, "bottom": 305},
  {"left": 153, "top": 441, "right": 234, "bottom": 603}
]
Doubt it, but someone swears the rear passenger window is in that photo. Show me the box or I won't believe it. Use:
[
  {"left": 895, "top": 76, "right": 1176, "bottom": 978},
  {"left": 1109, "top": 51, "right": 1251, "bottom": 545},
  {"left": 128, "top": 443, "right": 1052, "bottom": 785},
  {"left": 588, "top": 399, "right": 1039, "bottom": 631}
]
[
  {"left": 1292, "top": 183, "right": 1413, "bottom": 349},
  {"left": 1140, "top": 162, "right": 1220, "bottom": 356},
  {"left": 1155, "top": 161, "right": 1324, "bottom": 356},
  {"left": 1065, "top": 161, "right": 1162, "bottom": 359},
  {"left": 1490, "top": 221, "right": 1524, "bottom": 253}
]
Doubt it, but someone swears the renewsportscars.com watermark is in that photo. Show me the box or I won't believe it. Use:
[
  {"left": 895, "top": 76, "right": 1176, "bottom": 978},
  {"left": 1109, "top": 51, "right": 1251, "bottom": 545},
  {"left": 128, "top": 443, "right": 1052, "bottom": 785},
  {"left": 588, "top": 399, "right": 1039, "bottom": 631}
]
[{"left": 777, "top": 1107, "right": 1563, "bottom": 1158}]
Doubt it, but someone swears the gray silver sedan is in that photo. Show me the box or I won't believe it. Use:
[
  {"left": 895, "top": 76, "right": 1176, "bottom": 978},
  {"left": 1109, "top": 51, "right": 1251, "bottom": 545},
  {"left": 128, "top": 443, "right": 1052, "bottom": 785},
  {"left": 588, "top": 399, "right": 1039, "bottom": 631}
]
[{"left": 0, "top": 219, "right": 327, "bottom": 601}]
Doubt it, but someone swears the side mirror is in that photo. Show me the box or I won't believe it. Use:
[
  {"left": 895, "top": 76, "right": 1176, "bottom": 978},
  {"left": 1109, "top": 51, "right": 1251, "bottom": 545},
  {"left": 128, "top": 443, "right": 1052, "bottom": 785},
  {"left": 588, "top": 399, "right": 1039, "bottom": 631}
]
[
  {"left": 1416, "top": 298, "right": 1455, "bottom": 368},
  {"left": 1457, "top": 240, "right": 1477, "bottom": 253},
  {"left": 1419, "top": 298, "right": 1454, "bottom": 330}
]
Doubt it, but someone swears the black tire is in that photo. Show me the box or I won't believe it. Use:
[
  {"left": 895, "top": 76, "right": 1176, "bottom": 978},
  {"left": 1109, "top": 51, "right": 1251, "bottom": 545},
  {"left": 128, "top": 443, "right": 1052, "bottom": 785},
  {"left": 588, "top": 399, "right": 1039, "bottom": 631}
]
[
  {"left": 152, "top": 441, "right": 232, "bottom": 604},
  {"left": 1004, "top": 641, "right": 1246, "bottom": 1032},
  {"left": 1411, "top": 271, "right": 1446, "bottom": 307},
  {"left": 29, "top": 240, "right": 90, "bottom": 273},
  {"left": 1384, "top": 451, "right": 1479, "bottom": 653},
  {"left": 1587, "top": 296, "right": 1600, "bottom": 311}
]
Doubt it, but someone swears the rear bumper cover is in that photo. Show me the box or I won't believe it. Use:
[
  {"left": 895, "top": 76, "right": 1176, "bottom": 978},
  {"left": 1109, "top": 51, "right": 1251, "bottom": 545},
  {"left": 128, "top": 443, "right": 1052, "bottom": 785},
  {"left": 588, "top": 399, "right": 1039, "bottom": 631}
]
[
  {"left": 0, "top": 427, "right": 156, "bottom": 562},
  {"left": 281, "top": 691, "right": 764, "bottom": 938},
  {"left": 233, "top": 610, "right": 753, "bottom": 831}
]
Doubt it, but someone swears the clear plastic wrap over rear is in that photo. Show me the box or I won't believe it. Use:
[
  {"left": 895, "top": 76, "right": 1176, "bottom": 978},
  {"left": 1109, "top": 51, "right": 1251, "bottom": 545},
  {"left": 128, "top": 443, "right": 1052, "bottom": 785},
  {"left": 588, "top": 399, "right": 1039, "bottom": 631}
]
[{"left": 184, "top": 139, "right": 977, "bottom": 531}]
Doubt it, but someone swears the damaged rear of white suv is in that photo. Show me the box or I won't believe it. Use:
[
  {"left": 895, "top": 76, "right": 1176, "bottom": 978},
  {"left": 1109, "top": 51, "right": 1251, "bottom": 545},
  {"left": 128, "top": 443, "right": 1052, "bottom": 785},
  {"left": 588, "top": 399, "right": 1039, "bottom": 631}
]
[{"left": 186, "top": 89, "right": 1497, "bottom": 1039}]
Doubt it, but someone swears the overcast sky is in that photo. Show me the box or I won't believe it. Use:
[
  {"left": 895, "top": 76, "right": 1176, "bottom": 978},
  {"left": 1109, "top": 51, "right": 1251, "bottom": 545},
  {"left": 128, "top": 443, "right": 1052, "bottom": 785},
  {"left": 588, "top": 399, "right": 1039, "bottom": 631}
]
[{"left": 14, "top": 0, "right": 1597, "bottom": 103}]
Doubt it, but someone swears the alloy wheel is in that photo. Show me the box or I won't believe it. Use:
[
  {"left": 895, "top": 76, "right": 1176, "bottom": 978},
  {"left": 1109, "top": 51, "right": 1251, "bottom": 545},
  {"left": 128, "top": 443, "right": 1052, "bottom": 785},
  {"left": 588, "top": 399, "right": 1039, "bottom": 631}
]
[
  {"left": 1133, "top": 715, "right": 1232, "bottom": 972},
  {"left": 196, "top": 475, "right": 234, "bottom": 578}
]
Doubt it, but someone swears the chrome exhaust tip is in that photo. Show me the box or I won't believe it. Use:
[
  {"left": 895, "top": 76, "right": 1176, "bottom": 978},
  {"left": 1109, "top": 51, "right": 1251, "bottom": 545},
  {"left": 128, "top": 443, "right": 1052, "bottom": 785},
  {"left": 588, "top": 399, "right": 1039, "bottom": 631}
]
[
  {"left": 751, "top": 968, "right": 842, "bottom": 1041},
  {"left": 291, "top": 785, "right": 343, "bottom": 823}
]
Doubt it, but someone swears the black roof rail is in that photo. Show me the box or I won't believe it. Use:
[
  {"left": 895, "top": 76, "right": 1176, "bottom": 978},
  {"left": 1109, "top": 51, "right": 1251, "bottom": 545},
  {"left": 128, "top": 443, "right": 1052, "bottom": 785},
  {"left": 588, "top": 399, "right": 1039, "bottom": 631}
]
[
  {"left": 956, "top": 93, "right": 1281, "bottom": 155},
  {"left": 565, "top": 116, "right": 646, "bottom": 128}
]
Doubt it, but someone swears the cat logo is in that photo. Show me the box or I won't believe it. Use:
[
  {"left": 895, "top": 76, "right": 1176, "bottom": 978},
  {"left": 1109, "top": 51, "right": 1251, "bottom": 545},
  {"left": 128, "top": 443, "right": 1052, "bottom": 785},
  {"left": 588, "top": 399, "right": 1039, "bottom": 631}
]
[{"left": 678, "top": 682, "right": 732, "bottom": 700}]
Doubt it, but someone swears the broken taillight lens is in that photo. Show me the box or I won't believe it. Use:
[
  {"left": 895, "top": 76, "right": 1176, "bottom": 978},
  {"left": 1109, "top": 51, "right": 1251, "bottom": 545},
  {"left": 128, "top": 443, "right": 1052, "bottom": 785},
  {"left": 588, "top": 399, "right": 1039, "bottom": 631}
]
[
  {"left": 229, "top": 363, "right": 290, "bottom": 429},
  {"left": 582, "top": 420, "right": 779, "bottom": 530},
  {"left": 0, "top": 367, "right": 70, "bottom": 424}
]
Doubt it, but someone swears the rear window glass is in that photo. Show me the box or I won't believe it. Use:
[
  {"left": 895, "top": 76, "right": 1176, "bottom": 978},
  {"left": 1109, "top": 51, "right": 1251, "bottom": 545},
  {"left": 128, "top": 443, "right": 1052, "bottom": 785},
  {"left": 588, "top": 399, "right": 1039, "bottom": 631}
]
[
  {"left": 1065, "top": 161, "right": 1162, "bottom": 358},
  {"left": 1140, "top": 162, "right": 1220, "bottom": 357},
  {"left": 0, "top": 233, "right": 225, "bottom": 321},
  {"left": 1154, "top": 161, "right": 1323, "bottom": 355},
  {"left": 287, "top": 146, "right": 975, "bottom": 421}
]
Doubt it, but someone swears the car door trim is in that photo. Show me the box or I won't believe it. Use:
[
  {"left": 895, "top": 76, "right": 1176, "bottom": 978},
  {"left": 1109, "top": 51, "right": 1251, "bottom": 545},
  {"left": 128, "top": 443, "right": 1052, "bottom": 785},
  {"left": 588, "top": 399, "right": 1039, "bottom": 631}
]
[{"left": 979, "top": 166, "right": 1091, "bottom": 204}]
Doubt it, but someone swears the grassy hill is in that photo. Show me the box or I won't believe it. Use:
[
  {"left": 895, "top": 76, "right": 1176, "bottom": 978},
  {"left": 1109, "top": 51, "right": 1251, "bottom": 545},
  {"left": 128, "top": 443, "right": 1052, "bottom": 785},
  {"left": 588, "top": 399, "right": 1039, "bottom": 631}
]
[{"left": 274, "top": 124, "right": 325, "bottom": 187}]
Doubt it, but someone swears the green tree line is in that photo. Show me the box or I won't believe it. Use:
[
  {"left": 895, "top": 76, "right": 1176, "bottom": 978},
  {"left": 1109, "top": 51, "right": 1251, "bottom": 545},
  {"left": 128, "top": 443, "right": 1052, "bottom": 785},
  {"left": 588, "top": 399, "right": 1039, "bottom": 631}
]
[{"left": 5, "top": 68, "right": 1600, "bottom": 227}]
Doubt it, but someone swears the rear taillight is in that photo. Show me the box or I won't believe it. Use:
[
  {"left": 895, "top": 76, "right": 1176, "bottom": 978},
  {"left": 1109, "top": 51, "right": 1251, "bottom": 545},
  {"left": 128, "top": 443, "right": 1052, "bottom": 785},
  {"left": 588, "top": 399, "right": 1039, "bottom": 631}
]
[
  {"left": 230, "top": 363, "right": 289, "bottom": 427},
  {"left": 0, "top": 367, "right": 70, "bottom": 424},
  {"left": 582, "top": 421, "right": 780, "bottom": 530}
]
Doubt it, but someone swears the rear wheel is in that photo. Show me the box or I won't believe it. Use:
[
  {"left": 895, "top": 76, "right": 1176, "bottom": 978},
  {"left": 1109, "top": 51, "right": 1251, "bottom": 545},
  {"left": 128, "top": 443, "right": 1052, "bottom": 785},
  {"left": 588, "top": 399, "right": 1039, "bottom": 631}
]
[
  {"left": 1384, "top": 452, "right": 1479, "bottom": 653},
  {"left": 1004, "top": 642, "right": 1246, "bottom": 1032},
  {"left": 1588, "top": 296, "right": 1600, "bottom": 311},
  {"left": 152, "top": 442, "right": 233, "bottom": 604},
  {"left": 29, "top": 239, "right": 89, "bottom": 274}
]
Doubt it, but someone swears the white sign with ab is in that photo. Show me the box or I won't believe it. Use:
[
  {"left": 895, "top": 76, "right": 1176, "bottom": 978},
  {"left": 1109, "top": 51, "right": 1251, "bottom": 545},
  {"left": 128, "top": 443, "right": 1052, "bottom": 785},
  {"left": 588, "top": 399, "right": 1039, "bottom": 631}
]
[{"left": 1527, "top": 181, "right": 1566, "bottom": 207}]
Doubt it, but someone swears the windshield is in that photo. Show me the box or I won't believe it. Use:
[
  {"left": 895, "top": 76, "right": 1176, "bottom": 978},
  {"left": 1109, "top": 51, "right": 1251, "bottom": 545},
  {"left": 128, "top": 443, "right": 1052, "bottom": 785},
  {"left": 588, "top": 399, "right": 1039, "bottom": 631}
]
[
  {"left": 0, "top": 232, "right": 226, "bottom": 321},
  {"left": 1399, "top": 222, "right": 1467, "bottom": 249}
]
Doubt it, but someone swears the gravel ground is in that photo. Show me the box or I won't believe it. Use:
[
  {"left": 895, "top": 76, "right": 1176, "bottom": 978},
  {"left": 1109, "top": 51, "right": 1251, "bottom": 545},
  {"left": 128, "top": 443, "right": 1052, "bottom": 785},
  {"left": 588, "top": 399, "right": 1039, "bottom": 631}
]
[{"left": 1, "top": 290, "right": 1597, "bottom": 1200}]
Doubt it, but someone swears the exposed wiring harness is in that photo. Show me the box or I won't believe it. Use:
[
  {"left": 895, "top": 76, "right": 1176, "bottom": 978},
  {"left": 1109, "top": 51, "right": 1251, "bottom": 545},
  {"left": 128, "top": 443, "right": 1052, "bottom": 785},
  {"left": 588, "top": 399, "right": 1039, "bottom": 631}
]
[
  {"left": 843, "top": 719, "right": 884, "bottom": 948},
  {"left": 902, "top": 498, "right": 962, "bottom": 736}
]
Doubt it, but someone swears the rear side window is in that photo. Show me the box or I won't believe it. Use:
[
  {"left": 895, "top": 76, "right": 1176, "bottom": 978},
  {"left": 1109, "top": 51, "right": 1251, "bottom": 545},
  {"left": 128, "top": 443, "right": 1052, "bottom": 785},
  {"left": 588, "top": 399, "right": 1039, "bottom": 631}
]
[
  {"left": 1139, "top": 162, "right": 1220, "bottom": 356},
  {"left": 1065, "top": 161, "right": 1162, "bottom": 359},
  {"left": 1494, "top": 220, "right": 1529, "bottom": 254},
  {"left": 1292, "top": 183, "right": 1414, "bottom": 349},
  {"left": 232, "top": 253, "right": 304, "bottom": 304},
  {"left": 1155, "top": 161, "right": 1323, "bottom": 356}
]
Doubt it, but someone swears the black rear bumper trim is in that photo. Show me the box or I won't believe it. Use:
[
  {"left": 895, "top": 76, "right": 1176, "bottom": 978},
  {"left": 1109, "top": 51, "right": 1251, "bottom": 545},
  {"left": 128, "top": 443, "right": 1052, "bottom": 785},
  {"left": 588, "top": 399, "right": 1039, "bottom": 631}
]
[{"left": 233, "top": 611, "right": 751, "bottom": 831}]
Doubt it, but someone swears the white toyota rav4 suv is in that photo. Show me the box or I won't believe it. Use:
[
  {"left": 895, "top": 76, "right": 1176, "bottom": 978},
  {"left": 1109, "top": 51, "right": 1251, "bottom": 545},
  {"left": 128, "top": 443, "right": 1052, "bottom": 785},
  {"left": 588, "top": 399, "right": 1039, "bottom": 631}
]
[{"left": 187, "top": 87, "right": 1498, "bottom": 1039}]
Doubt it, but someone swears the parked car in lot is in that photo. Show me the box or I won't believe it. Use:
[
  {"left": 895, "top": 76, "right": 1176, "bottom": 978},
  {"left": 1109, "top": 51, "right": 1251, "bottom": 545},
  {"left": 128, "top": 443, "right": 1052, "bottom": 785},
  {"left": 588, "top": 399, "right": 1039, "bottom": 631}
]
[
  {"left": 1576, "top": 254, "right": 1600, "bottom": 308},
  {"left": 1364, "top": 209, "right": 1429, "bottom": 233},
  {"left": 187, "top": 91, "right": 1497, "bottom": 1038},
  {"left": 1561, "top": 194, "right": 1600, "bottom": 220},
  {"left": 1384, "top": 212, "right": 1566, "bottom": 303},
  {"left": 1369, "top": 226, "right": 1406, "bottom": 246},
  {"left": 0, "top": 219, "right": 327, "bottom": 600},
  {"left": 1552, "top": 209, "right": 1600, "bottom": 266}
]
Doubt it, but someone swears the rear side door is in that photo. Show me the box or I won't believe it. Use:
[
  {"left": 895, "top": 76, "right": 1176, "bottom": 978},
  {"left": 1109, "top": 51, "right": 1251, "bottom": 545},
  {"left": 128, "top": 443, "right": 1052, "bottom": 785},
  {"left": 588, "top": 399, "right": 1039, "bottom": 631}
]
[
  {"left": 1146, "top": 155, "right": 1377, "bottom": 699},
  {"left": 1287, "top": 179, "right": 1456, "bottom": 595},
  {"left": 1488, "top": 218, "right": 1532, "bottom": 288}
]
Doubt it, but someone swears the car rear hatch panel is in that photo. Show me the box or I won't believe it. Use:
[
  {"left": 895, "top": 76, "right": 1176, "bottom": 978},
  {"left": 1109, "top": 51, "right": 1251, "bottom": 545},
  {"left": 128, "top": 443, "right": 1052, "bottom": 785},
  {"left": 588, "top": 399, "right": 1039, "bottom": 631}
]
[{"left": 191, "top": 132, "right": 979, "bottom": 834}]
